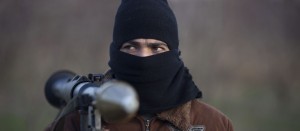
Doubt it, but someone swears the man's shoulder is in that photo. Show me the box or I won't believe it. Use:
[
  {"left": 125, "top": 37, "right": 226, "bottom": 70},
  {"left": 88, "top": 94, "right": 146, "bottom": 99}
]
[
  {"left": 190, "top": 99, "right": 234, "bottom": 131},
  {"left": 190, "top": 99, "right": 227, "bottom": 118}
]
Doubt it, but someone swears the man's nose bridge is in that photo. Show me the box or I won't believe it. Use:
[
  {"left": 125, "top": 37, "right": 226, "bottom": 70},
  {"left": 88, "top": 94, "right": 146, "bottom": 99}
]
[{"left": 139, "top": 47, "right": 152, "bottom": 57}]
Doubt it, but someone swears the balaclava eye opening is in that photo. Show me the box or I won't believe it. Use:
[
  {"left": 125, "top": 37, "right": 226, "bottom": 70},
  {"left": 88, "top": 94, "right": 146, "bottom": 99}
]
[{"left": 109, "top": 0, "right": 202, "bottom": 115}]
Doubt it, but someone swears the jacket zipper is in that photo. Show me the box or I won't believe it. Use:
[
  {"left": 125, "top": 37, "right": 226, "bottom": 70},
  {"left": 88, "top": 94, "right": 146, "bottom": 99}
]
[{"left": 145, "top": 119, "right": 150, "bottom": 131}]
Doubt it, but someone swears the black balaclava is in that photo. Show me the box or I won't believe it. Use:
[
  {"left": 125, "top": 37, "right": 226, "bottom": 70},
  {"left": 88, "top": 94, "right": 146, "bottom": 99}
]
[{"left": 109, "top": 0, "right": 202, "bottom": 115}]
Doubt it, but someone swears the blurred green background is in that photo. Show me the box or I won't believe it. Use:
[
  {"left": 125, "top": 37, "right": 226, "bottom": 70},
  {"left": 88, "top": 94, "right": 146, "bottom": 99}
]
[{"left": 0, "top": 0, "right": 299, "bottom": 131}]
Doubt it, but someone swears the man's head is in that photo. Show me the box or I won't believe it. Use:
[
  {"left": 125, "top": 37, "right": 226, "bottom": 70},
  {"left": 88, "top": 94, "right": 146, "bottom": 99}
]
[
  {"left": 109, "top": 0, "right": 202, "bottom": 115},
  {"left": 111, "top": 0, "right": 179, "bottom": 53}
]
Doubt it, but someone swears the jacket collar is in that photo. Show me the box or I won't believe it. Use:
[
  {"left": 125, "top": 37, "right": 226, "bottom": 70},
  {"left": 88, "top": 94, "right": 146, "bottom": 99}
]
[{"left": 157, "top": 100, "right": 192, "bottom": 131}]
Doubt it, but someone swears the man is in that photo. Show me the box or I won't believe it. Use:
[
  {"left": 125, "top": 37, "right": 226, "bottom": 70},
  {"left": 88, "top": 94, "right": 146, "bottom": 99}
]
[{"left": 47, "top": 0, "right": 234, "bottom": 130}]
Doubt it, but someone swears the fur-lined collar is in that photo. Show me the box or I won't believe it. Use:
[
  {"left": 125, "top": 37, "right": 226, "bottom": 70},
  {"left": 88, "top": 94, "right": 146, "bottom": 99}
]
[{"left": 157, "top": 101, "right": 192, "bottom": 131}]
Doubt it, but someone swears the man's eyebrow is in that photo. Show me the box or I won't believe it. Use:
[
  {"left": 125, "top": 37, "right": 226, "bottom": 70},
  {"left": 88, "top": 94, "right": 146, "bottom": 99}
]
[
  {"left": 126, "top": 41, "right": 140, "bottom": 46},
  {"left": 147, "top": 42, "right": 168, "bottom": 46},
  {"left": 127, "top": 41, "right": 167, "bottom": 46}
]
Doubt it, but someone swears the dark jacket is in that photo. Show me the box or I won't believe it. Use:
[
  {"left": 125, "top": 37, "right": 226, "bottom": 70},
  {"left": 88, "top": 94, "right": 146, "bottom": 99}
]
[{"left": 46, "top": 99, "right": 233, "bottom": 131}]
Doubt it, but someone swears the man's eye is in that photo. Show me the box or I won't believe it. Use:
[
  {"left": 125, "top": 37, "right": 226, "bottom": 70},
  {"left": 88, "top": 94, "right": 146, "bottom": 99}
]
[
  {"left": 123, "top": 45, "right": 136, "bottom": 50},
  {"left": 154, "top": 47, "right": 163, "bottom": 51},
  {"left": 152, "top": 46, "right": 166, "bottom": 52}
]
